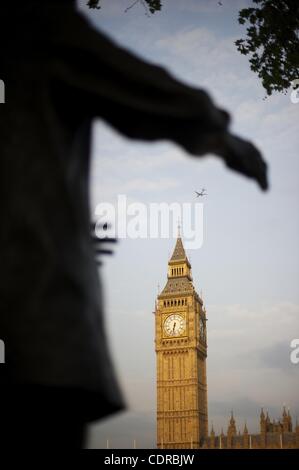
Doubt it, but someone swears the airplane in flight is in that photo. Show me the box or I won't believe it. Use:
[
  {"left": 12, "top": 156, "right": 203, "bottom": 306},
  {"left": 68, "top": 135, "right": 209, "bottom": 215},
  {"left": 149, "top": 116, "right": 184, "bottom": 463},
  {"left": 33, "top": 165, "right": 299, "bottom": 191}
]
[{"left": 195, "top": 189, "right": 207, "bottom": 197}]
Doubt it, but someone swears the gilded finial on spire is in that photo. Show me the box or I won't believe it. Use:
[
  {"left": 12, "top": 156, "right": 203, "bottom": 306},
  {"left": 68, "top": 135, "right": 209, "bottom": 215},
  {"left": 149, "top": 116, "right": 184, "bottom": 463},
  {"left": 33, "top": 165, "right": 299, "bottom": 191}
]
[{"left": 177, "top": 217, "right": 181, "bottom": 237}]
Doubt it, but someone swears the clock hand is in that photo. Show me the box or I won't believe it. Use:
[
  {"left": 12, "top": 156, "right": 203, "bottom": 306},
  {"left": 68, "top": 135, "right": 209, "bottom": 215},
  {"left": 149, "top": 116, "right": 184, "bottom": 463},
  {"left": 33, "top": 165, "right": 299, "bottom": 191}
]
[{"left": 173, "top": 322, "right": 176, "bottom": 333}]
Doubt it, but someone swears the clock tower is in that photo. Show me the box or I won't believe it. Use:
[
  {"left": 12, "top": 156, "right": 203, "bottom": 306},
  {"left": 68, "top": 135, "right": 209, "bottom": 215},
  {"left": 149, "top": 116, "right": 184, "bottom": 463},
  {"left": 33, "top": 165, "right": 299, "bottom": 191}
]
[{"left": 155, "top": 235, "right": 208, "bottom": 449}]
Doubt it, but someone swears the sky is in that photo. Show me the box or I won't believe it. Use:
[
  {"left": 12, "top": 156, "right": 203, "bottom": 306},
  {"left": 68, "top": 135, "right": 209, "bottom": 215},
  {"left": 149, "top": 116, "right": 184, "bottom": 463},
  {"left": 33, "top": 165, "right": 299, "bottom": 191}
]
[{"left": 76, "top": 0, "right": 299, "bottom": 448}]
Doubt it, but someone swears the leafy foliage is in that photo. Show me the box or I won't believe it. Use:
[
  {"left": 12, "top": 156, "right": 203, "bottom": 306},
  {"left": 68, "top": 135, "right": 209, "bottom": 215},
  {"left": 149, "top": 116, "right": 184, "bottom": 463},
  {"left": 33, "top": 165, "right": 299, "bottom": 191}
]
[
  {"left": 235, "top": 0, "right": 299, "bottom": 95},
  {"left": 87, "top": 0, "right": 162, "bottom": 14},
  {"left": 87, "top": 0, "right": 299, "bottom": 96}
]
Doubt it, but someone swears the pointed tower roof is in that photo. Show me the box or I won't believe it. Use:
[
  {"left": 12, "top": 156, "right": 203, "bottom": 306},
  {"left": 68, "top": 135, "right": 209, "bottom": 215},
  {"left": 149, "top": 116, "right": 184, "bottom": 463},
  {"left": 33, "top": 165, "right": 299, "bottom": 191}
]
[
  {"left": 169, "top": 236, "right": 188, "bottom": 262},
  {"left": 244, "top": 421, "right": 248, "bottom": 434},
  {"left": 159, "top": 235, "right": 195, "bottom": 297}
]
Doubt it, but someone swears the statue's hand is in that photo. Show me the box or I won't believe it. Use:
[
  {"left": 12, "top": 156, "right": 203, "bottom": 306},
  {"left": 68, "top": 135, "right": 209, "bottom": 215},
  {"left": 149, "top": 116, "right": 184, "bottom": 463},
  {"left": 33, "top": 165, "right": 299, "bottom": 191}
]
[
  {"left": 215, "top": 133, "right": 268, "bottom": 191},
  {"left": 190, "top": 130, "right": 268, "bottom": 191}
]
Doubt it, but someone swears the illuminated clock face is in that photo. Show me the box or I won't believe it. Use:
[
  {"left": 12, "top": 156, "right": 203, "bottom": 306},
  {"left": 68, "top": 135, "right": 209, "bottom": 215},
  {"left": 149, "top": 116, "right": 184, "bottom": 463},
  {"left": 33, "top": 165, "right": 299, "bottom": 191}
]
[{"left": 164, "top": 314, "right": 186, "bottom": 337}]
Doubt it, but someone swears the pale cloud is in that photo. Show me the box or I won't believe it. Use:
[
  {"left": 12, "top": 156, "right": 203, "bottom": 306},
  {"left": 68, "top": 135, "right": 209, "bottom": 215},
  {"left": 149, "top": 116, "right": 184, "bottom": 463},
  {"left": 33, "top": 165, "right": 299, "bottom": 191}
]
[
  {"left": 92, "top": 176, "right": 180, "bottom": 203},
  {"left": 155, "top": 26, "right": 259, "bottom": 106},
  {"left": 156, "top": 27, "right": 217, "bottom": 60},
  {"left": 207, "top": 301, "right": 299, "bottom": 431},
  {"left": 208, "top": 301, "right": 299, "bottom": 348},
  {"left": 121, "top": 176, "right": 180, "bottom": 193}
]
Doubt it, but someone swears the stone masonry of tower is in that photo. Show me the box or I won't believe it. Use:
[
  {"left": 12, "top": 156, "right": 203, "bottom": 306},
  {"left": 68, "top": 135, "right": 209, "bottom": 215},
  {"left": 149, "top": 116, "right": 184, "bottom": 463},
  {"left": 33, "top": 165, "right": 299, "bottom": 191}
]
[
  {"left": 155, "top": 236, "right": 299, "bottom": 450},
  {"left": 155, "top": 235, "right": 208, "bottom": 449}
]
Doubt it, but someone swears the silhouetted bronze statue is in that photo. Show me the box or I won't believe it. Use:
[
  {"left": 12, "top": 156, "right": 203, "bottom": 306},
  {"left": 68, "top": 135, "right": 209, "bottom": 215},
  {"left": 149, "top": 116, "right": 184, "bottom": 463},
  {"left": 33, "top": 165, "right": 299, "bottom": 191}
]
[{"left": 0, "top": 0, "right": 267, "bottom": 448}]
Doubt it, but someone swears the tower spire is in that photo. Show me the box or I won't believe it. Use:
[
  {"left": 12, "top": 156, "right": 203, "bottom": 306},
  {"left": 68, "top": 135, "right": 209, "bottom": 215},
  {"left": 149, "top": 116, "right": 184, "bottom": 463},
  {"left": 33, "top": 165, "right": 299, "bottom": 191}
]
[
  {"left": 244, "top": 421, "right": 248, "bottom": 434},
  {"left": 160, "top": 234, "right": 193, "bottom": 297},
  {"left": 169, "top": 235, "right": 188, "bottom": 262}
]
